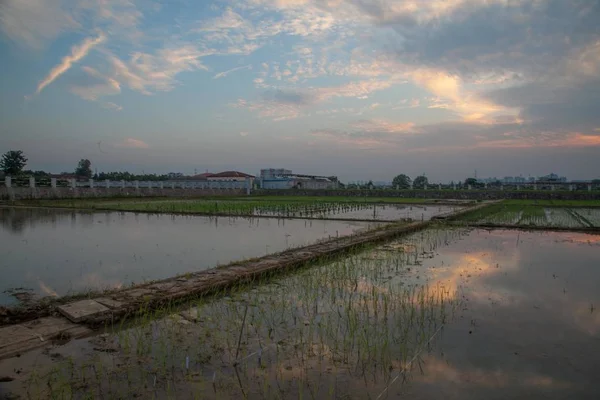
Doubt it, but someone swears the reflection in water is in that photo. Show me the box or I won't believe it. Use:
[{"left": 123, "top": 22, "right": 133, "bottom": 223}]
[
  {"left": 0, "top": 207, "right": 381, "bottom": 304},
  {"left": 391, "top": 228, "right": 600, "bottom": 399}
]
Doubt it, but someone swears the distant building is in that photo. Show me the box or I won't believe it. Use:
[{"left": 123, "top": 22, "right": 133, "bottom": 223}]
[
  {"left": 538, "top": 173, "right": 567, "bottom": 182},
  {"left": 51, "top": 173, "right": 79, "bottom": 180},
  {"left": 261, "top": 168, "right": 292, "bottom": 179},
  {"left": 260, "top": 168, "right": 338, "bottom": 190},
  {"left": 207, "top": 171, "right": 255, "bottom": 186},
  {"left": 187, "top": 172, "right": 213, "bottom": 181}
]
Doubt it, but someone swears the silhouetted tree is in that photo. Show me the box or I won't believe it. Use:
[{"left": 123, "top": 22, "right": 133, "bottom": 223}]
[
  {"left": 464, "top": 178, "right": 478, "bottom": 187},
  {"left": 0, "top": 150, "right": 27, "bottom": 176},
  {"left": 413, "top": 175, "right": 428, "bottom": 189},
  {"left": 392, "top": 174, "right": 411, "bottom": 189},
  {"left": 75, "top": 159, "right": 92, "bottom": 178}
]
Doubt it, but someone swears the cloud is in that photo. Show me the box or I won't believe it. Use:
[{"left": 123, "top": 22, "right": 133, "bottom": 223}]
[
  {"left": 116, "top": 138, "right": 149, "bottom": 149},
  {"left": 101, "top": 102, "right": 123, "bottom": 111},
  {"left": 262, "top": 89, "right": 313, "bottom": 105},
  {"left": 213, "top": 64, "right": 252, "bottom": 79},
  {"left": 0, "top": 0, "right": 78, "bottom": 49},
  {"left": 405, "top": 67, "right": 518, "bottom": 123},
  {"left": 392, "top": 98, "right": 420, "bottom": 109},
  {"left": 70, "top": 66, "right": 122, "bottom": 108},
  {"left": 314, "top": 79, "right": 399, "bottom": 101},
  {"left": 239, "top": 131, "right": 249, "bottom": 137},
  {"left": 234, "top": 79, "right": 399, "bottom": 120},
  {"left": 109, "top": 45, "right": 212, "bottom": 95},
  {"left": 35, "top": 33, "right": 105, "bottom": 95},
  {"left": 231, "top": 98, "right": 302, "bottom": 121},
  {"left": 311, "top": 118, "right": 417, "bottom": 149},
  {"left": 309, "top": 115, "right": 600, "bottom": 152}
]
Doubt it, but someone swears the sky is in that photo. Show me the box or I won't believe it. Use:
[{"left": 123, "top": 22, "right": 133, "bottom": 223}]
[{"left": 1, "top": 0, "right": 599, "bottom": 183}]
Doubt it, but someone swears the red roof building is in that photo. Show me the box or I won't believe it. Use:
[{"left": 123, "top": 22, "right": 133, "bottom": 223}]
[
  {"left": 207, "top": 171, "right": 255, "bottom": 182},
  {"left": 187, "top": 172, "right": 214, "bottom": 180}
]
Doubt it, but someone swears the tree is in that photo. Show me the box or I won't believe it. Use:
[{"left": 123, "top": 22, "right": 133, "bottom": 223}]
[
  {"left": 75, "top": 159, "right": 92, "bottom": 178},
  {"left": 0, "top": 150, "right": 27, "bottom": 176},
  {"left": 413, "top": 175, "right": 428, "bottom": 189},
  {"left": 392, "top": 174, "right": 411, "bottom": 189},
  {"left": 464, "top": 178, "right": 478, "bottom": 187}
]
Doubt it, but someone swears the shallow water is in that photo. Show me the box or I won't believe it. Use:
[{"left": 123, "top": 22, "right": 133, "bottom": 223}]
[
  {"left": 0, "top": 207, "right": 380, "bottom": 304},
  {"left": 1, "top": 228, "right": 599, "bottom": 399},
  {"left": 392, "top": 228, "right": 600, "bottom": 399}
]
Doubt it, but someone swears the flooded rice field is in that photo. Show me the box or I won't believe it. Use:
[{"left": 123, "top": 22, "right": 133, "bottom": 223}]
[
  {"left": 0, "top": 208, "right": 380, "bottom": 305},
  {"left": 465, "top": 205, "right": 600, "bottom": 228},
  {"left": 255, "top": 203, "right": 461, "bottom": 221},
  {"left": 2, "top": 227, "right": 598, "bottom": 399},
  {"left": 42, "top": 198, "right": 462, "bottom": 222}
]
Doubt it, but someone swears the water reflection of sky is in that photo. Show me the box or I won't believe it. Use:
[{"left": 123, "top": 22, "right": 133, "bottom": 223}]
[
  {"left": 396, "top": 229, "right": 600, "bottom": 399},
  {"left": 0, "top": 207, "right": 380, "bottom": 305}
]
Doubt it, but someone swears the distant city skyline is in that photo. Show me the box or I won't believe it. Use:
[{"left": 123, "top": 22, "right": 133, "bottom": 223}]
[{"left": 2, "top": 1, "right": 599, "bottom": 182}]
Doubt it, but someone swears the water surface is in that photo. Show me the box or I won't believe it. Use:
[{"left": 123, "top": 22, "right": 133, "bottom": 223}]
[{"left": 0, "top": 207, "right": 379, "bottom": 304}]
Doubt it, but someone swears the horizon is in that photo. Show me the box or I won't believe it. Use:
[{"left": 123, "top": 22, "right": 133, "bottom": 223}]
[{"left": 2, "top": 1, "right": 599, "bottom": 183}]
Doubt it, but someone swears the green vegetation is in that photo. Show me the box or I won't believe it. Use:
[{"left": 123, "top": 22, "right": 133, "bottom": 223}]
[
  {"left": 392, "top": 174, "right": 411, "bottom": 189},
  {"left": 502, "top": 199, "right": 600, "bottom": 207},
  {"left": 0, "top": 150, "right": 27, "bottom": 176},
  {"left": 456, "top": 200, "right": 600, "bottom": 228},
  {"left": 74, "top": 158, "right": 92, "bottom": 178}
]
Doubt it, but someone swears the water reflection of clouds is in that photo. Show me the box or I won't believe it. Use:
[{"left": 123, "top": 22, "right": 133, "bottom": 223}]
[
  {"left": 422, "top": 249, "right": 522, "bottom": 304},
  {"left": 414, "top": 356, "right": 572, "bottom": 390},
  {"left": 411, "top": 229, "right": 600, "bottom": 398},
  {"left": 38, "top": 280, "right": 59, "bottom": 297}
]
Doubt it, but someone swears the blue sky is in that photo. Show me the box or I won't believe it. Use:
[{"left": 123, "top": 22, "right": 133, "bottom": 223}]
[{"left": 1, "top": 0, "right": 599, "bottom": 182}]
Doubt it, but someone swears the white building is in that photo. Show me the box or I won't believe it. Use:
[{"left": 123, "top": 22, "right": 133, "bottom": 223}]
[{"left": 260, "top": 168, "right": 338, "bottom": 190}]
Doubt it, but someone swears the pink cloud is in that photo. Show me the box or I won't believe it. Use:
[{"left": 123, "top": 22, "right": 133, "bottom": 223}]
[{"left": 116, "top": 138, "right": 150, "bottom": 149}]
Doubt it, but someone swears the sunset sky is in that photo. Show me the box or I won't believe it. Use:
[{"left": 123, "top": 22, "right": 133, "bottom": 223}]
[{"left": 1, "top": 0, "right": 599, "bottom": 181}]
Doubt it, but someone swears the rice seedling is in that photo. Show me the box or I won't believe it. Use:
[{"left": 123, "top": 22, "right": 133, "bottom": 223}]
[{"left": 454, "top": 201, "right": 600, "bottom": 230}]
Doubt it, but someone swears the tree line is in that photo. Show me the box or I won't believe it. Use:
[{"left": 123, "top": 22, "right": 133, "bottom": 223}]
[
  {"left": 4, "top": 149, "right": 599, "bottom": 186},
  {"left": 0, "top": 150, "right": 171, "bottom": 181}
]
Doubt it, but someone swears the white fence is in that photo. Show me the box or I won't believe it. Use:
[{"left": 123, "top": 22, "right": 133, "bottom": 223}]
[{"left": 4, "top": 177, "right": 252, "bottom": 191}]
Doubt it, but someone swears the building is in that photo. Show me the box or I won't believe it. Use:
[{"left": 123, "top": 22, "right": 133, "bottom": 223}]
[
  {"left": 186, "top": 172, "right": 213, "bottom": 181},
  {"left": 260, "top": 168, "right": 338, "bottom": 190},
  {"left": 538, "top": 173, "right": 567, "bottom": 182},
  {"left": 261, "top": 168, "right": 292, "bottom": 179},
  {"left": 207, "top": 171, "right": 255, "bottom": 186}
]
